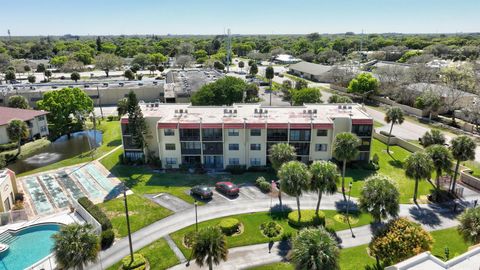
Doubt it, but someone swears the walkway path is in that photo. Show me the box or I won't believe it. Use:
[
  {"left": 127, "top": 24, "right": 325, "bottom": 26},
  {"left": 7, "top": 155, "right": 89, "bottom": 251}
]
[{"left": 89, "top": 191, "right": 463, "bottom": 269}]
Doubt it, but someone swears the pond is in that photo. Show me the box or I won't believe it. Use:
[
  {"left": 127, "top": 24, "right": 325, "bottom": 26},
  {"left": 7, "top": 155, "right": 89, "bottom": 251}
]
[{"left": 7, "top": 130, "right": 102, "bottom": 174}]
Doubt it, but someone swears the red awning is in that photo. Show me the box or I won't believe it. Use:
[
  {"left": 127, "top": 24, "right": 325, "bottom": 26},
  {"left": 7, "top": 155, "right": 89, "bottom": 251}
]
[
  {"left": 352, "top": 119, "right": 373, "bottom": 125},
  {"left": 267, "top": 123, "right": 288, "bottom": 129},
  {"left": 158, "top": 123, "right": 178, "bottom": 129},
  {"left": 224, "top": 123, "right": 245, "bottom": 129},
  {"left": 313, "top": 123, "right": 333, "bottom": 129},
  {"left": 290, "top": 123, "right": 311, "bottom": 129},
  {"left": 246, "top": 123, "right": 266, "bottom": 129},
  {"left": 179, "top": 123, "right": 200, "bottom": 129},
  {"left": 121, "top": 118, "right": 128, "bottom": 124},
  {"left": 202, "top": 123, "right": 223, "bottom": 129}
]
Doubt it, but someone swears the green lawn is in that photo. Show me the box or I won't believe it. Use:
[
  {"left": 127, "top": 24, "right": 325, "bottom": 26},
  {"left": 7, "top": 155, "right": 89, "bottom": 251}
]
[
  {"left": 0, "top": 138, "right": 51, "bottom": 160},
  {"left": 344, "top": 139, "right": 433, "bottom": 204},
  {"left": 462, "top": 160, "right": 480, "bottom": 178},
  {"left": 100, "top": 148, "right": 275, "bottom": 204},
  {"left": 98, "top": 193, "right": 172, "bottom": 237},
  {"left": 106, "top": 238, "right": 179, "bottom": 270},
  {"left": 248, "top": 263, "right": 293, "bottom": 270},
  {"left": 373, "top": 121, "right": 384, "bottom": 128},
  {"left": 170, "top": 211, "right": 373, "bottom": 258},
  {"left": 19, "top": 120, "right": 121, "bottom": 176},
  {"left": 339, "top": 244, "right": 376, "bottom": 270},
  {"left": 431, "top": 227, "right": 471, "bottom": 260}
]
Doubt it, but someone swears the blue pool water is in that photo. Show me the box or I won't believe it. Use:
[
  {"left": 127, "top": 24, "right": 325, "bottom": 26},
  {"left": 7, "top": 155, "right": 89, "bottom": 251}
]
[{"left": 0, "top": 224, "right": 60, "bottom": 270}]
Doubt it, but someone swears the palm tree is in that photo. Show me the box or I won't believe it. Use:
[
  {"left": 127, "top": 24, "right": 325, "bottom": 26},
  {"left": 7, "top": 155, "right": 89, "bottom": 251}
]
[
  {"left": 192, "top": 226, "right": 228, "bottom": 270},
  {"left": 450, "top": 135, "right": 476, "bottom": 193},
  {"left": 384, "top": 107, "right": 404, "bottom": 153},
  {"left": 359, "top": 174, "right": 400, "bottom": 222},
  {"left": 289, "top": 227, "right": 340, "bottom": 270},
  {"left": 309, "top": 160, "right": 339, "bottom": 215},
  {"left": 278, "top": 161, "right": 311, "bottom": 221},
  {"left": 426, "top": 144, "right": 452, "bottom": 191},
  {"left": 270, "top": 143, "right": 297, "bottom": 207},
  {"left": 405, "top": 151, "right": 434, "bottom": 203},
  {"left": 6, "top": 119, "right": 29, "bottom": 158},
  {"left": 333, "top": 132, "right": 360, "bottom": 200},
  {"left": 52, "top": 224, "right": 99, "bottom": 270}
]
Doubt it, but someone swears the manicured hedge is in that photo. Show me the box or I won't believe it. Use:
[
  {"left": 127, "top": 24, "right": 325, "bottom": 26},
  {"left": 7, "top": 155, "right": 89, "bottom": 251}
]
[
  {"left": 260, "top": 221, "right": 283, "bottom": 238},
  {"left": 121, "top": 253, "right": 147, "bottom": 270},
  {"left": 78, "top": 197, "right": 112, "bottom": 231},
  {"left": 101, "top": 229, "right": 115, "bottom": 250},
  {"left": 225, "top": 165, "right": 246, "bottom": 175},
  {"left": 287, "top": 210, "right": 325, "bottom": 228},
  {"left": 218, "top": 218, "right": 241, "bottom": 236},
  {"left": 255, "top": 177, "right": 272, "bottom": 193},
  {"left": 0, "top": 142, "right": 18, "bottom": 152}
]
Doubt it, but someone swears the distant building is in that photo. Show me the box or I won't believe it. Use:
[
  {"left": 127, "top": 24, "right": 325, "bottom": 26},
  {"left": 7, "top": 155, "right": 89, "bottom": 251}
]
[
  {"left": 274, "top": 54, "right": 301, "bottom": 64},
  {"left": 405, "top": 83, "right": 477, "bottom": 112},
  {"left": 288, "top": 61, "right": 333, "bottom": 82},
  {"left": 386, "top": 246, "right": 480, "bottom": 270},
  {"left": 0, "top": 169, "right": 18, "bottom": 212},
  {"left": 0, "top": 107, "right": 49, "bottom": 144},
  {"left": 121, "top": 103, "right": 373, "bottom": 169}
]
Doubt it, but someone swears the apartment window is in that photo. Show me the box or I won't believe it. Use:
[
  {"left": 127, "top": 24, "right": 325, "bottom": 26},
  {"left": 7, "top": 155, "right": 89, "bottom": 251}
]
[
  {"left": 37, "top": 115, "right": 46, "bottom": 121},
  {"left": 289, "top": 130, "right": 310, "bottom": 141},
  {"left": 229, "top": 144, "right": 239, "bottom": 151},
  {"left": 250, "top": 144, "right": 261, "bottom": 151},
  {"left": 352, "top": 125, "right": 372, "bottom": 137},
  {"left": 228, "top": 129, "right": 239, "bottom": 136},
  {"left": 267, "top": 129, "right": 288, "bottom": 141},
  {"left": 166, "top": 157, "right": 177, "bottom": 165},
  {"left": 315, "top": 144, "right": 328, "bottom": 152},
  {"left": 229, "top": 158, "right": 240, "bottom": 165},
  {"left": 250, "top": 158, "right": 261, "bottom": 166},
  {"left": 250, "top": 129, "right": 261, "bottom": 136},
  {"left": 317, "top": 129, "right": 328, "bottom": 137},
  {"left": 165, "top": 143, "right": 176, "bottom": 151},
  {"left": 164, "top": 129, "right": 175, "bottom": 136},
  {"left": 40, "top": 126, "right": 47, "bottom": 133}
]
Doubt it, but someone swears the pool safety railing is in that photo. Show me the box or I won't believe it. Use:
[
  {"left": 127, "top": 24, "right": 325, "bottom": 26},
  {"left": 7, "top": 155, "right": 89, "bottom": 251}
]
[
  {"left": 72, "top": 199, "right": 102, "bottom": 235},
  {"left": 26, "top": 253, "right": 56, "bottom": 270}
]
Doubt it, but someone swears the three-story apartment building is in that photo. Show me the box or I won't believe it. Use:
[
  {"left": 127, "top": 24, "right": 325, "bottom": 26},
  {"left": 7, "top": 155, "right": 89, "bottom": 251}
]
[{"left": 121, "top": 103, "right": 373, "bottom": 169}]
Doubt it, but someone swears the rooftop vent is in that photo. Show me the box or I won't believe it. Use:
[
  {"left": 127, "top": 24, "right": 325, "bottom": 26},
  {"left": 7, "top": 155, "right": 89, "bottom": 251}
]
[
  {"left": 308, "top": 110, "right": 312, "bottom": 114},
  {"left": 254, "top": 108, "right": 258, "bottom": 114},
  {"left": 342, "top": 105, "right": 347, "bottom": 109},
  {"left": 174, "top": 109, "right": 179, "bottom": 114},
  {"left": 179, "top": 109, "right": 184, "bottom": 113},
  {"left": 233, "top": 109, "right": 237, "bottom": 114},
  {"left": 347, "top": 106, "right": 352, "bottom": 110},
  {"left": 313, "top": 109, "right": 317, "bottom": 114},
  {"left": 338, "top": 105, "right": 342, "bottom": 109}
]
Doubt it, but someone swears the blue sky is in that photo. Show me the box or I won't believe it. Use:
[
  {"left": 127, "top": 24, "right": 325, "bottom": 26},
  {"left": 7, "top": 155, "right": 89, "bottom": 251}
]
[{"left": 1, "top": 0, "right": 479, "bottom": 35}]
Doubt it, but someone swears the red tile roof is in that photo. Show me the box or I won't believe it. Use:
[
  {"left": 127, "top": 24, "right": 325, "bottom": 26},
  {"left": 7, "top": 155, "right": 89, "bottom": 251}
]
[{"left": 0, "top": 107, "right": 48, "bottom": 126}]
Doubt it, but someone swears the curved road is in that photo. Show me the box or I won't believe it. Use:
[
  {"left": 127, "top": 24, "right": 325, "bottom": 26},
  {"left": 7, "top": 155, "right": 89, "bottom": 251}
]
[{"left": 90, "top": 191, "right": 463, "bottom": 270}]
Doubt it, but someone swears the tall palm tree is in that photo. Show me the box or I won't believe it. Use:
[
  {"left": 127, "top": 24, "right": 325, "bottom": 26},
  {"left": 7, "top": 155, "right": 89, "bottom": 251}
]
[
  {"left": 52, "top": 224, "right": 99, "bottom": 270},
  {"left": 6, "top": 119, "right": 29, "bottom": 158},
  {"left": 270, "top": 143, "right": 297, "bottom": 207},
  {"left": 278, "top": 161, "right": 311, "bottom": 221},
  {"left": 309, "top": 160, "right": 339, "bottom": 215},
  {"left": 450, "top": 135, "right": 476, "bottom": 193},
  {"left": 426, "top": 144, "right": 452, "bottom": 191},
  {"left": 359, "top": 174, "right": 400, "bottom": 222},
  {"left": 192, "top": 226, "right": 228, "bottom": 270},
  {"left": 333, "top": 132, "right": 360, "bottom": 200},
  {"left": 384, "top": 107, "right": 404, "bottom": 153},
  {"left": 405, "top": 151, "right": 434, "bottom": 203},
  {"left": 289, "top": 227, "right": 340, "bottom": 270}
]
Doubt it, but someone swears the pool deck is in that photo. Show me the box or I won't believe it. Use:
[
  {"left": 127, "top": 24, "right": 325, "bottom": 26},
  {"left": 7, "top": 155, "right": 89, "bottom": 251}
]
[{"left": 17, "top": 161, "right": 123, "bottom": 219}]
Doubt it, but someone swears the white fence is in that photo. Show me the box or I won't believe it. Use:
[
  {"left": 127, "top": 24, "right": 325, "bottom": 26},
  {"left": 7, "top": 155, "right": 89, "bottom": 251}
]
[{"left": 72, "top": 199, "right": 102, "bottom": 235}]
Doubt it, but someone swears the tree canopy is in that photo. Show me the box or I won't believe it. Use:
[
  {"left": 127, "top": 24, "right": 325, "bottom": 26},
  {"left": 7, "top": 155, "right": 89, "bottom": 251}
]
[
  {"left": 291, "top": 88, "right": 322, "bottom": 105},
  {"left": 37, "top": 87, "right": 94, "bottom": 138},
  {"left": 347, "top": 73, "right": 379, "bottom": 98},
  {"left": 7, "top": 95, "right": 29, "bottom": 109},
  {"left": 191, "top": 76, "right": 248, "bottom": 106}
]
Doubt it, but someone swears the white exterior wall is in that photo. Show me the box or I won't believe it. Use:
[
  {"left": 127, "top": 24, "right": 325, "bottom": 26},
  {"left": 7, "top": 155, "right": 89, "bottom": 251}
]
[
  {"left": 0, "top": 115, "right": 49, "bottom": 145},
  {"left": 223, "top": 128, "right": 247, "bottom": 168},
  {"left": 309, "top": 128, "right": 334, "bottom": 161},
  {"left": 246, "top": 128, "right": 267, "bottom": 167},
  {"left": 157, "top": 127, "right": 182, "bottom": 169}
]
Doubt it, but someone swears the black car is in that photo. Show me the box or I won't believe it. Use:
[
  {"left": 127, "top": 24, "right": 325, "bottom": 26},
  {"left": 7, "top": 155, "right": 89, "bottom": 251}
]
[{"left": 191, "top": 185, "right": 213, "bottom": 199}]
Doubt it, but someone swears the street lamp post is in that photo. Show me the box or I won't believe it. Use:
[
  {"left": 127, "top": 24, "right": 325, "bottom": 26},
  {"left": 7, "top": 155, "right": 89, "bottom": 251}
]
[
  {"left": 346, "top": 182, "right": 355, "bottom": 238},
  {"left": 124, "top": 185, "right": 134, "bottom": 263},
  {"left": 186, "top": 200, "right": 199, "bottom": 267}
]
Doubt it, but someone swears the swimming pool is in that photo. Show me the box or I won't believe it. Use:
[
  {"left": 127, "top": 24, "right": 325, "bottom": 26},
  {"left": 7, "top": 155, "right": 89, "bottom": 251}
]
[{"left": 0, "top": 223, "right": 61, "bottom": 270}]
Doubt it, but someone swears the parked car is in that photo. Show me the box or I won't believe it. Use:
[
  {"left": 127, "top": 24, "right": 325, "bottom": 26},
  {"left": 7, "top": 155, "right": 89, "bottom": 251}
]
[
  {"left": 215, "top": 181, "right": 240, "bottom": 196},
  {"left": 191, "top": 185, "right": 213, "bottom": 199}
]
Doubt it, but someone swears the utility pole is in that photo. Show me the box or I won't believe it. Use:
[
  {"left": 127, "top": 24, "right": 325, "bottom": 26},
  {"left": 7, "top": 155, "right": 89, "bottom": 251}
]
[
  {"left": 226, "top": 28, "right": 231, "bottom": 73},
  {"left": 7, "top": 30, "right": 11, "bottom": 41},
  {"left": 124, "top": 185, "right": 134, "bottom": 264}
]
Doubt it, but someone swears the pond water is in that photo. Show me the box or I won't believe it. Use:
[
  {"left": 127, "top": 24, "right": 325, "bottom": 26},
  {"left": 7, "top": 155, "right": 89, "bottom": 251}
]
[{"left": 7, "top": 130, "right": 102, "bottom": 174}]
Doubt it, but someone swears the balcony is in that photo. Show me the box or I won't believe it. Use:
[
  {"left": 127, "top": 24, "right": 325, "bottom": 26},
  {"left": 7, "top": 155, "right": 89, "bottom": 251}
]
[{"left": 203, "top": 142, "right": 223, "bottom": 155}]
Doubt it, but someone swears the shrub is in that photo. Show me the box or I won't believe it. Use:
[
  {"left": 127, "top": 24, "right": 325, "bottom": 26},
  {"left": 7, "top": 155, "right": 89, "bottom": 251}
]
[
  {"left": 369, "top": 217, "right": 433, "bottom": 265},
  {"left": 107, "top": 115, "right": 119, "bottom": 121},
  {"left": 260, "top": 221, "right": 283, "bottom": 238},
  {"left": 183, "top": 230, "right": 196, "bottom": 248},
  {"left": 77, "top": 197, "right": 112, "bottom": 231},
  {"left": 363, "top": 160, "right": 380, "bottom": 171},
  {"left": 218, "top": 218, "right": 241, "bottom": 235},
  {"left": 121, "top": 253, "right": 147, "bottom": 270},
  {"left": 287, "top": 210, "right": 325, "bottom": 228},
  {"left": 225, "top": 165, "right": 246, "bottom": 175},
  {"left": 458, "top": 207, "right": 480, "bottom": 244},
  {"left": 255, "top": 177, "right": 267, "bottom": 186},
  {"left": 258, "top": 181, "right": 272, "bottom": 193},
  {"left": 101, "top": 229, "right": 115, "bottom": 249},
  {"left": 0, "top": 142, "right": 18, "bottom": 152}
]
